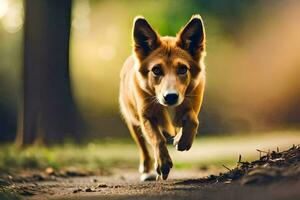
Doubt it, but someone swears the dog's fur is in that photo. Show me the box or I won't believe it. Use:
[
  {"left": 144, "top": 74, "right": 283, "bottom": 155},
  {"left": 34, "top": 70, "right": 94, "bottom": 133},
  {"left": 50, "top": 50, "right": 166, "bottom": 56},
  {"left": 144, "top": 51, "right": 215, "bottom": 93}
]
[{"left": 119, "top": 15, "right": 206, "bottom": 181}]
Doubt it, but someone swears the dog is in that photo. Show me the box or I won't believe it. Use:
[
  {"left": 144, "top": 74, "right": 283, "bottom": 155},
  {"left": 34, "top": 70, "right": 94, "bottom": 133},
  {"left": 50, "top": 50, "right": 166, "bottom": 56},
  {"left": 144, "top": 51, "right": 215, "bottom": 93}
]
[{"left": 119, "top": 15, "right": 206, "bottom": 181}]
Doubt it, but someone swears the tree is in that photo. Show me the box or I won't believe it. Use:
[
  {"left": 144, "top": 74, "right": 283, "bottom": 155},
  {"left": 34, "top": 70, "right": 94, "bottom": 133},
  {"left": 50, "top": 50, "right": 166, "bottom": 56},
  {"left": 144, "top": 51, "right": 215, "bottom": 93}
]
[{"left": 16, "top": 0, "right": 83, "bottom": 146}]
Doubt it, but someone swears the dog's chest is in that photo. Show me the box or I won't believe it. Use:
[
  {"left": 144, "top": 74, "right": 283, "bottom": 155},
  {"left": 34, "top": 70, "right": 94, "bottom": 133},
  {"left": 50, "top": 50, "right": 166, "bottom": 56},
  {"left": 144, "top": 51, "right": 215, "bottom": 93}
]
[
  {"left": 165, "top": 107, "right": 182, "bottom": 135},
  {"left": 167, "top": 107, "right": 177, "bottom": 124}
]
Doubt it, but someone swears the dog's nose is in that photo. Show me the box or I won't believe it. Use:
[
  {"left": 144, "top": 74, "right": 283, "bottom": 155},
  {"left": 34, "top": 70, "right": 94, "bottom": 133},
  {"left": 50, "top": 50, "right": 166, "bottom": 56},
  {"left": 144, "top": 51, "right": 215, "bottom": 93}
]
[{"left": 163, "top": 92, "right": 179, "bottom": 105}]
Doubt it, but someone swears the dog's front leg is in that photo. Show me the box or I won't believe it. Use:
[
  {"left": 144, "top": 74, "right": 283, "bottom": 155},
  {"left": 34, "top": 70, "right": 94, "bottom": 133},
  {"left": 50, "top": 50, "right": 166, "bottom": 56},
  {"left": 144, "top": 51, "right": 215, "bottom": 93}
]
[
  {"left": 140, "top": 117, "right": 173, "bottom": 180},
  {"left": 175, "top": 110, "right": 199, "bottom": 151}
]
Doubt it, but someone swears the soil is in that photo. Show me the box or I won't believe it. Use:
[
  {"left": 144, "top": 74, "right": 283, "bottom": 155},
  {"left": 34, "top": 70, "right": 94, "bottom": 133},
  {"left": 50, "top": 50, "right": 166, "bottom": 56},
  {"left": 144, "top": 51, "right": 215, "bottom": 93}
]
[
  {"left": 1, "top": 145, "right": 300, "bottom": 200},
  {"left": 1, "top": 170, "right": 300, "bottom": 200}
]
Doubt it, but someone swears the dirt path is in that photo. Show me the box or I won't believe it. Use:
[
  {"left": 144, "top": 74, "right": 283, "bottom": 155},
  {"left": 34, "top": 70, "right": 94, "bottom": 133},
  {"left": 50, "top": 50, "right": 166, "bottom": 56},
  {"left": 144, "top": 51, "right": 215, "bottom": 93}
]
[
  {"left": 3, "top": 169, "right": 298, "bottom": 200},
  {"left": 1, "top": 133, "right": 299, "bottom": 200}
]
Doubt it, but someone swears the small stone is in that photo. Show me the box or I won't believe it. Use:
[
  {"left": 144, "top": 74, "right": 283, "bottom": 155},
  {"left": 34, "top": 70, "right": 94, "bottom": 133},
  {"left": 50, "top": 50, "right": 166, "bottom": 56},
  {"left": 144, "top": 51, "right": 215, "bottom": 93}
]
[
  {"left": 19, "top": 190, "right": 35, "bottom": 196},
  {"left": 33, "top": 174, "right": 44, "bottom": 181},
  {"left": 85, "top": 187, "right": 94, "bottom": 192},
  {"left": 97, "top": 183, "right": 108, "bottom": 188},
  {"left": 45, "top": 167, "right": 55, "bottom": 175},
  {"left": 91, "top": 178, "right": 98, "bottom": 183},
  {"left": 73, "top": 188, "right": 82, "bottom": 193}
]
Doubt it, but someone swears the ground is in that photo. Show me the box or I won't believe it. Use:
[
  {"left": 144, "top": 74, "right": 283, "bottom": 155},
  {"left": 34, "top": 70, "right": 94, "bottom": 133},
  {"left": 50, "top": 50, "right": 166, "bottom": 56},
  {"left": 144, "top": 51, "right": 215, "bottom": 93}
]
[
  {"left": 0, "top": 131, "right": 300, "bottom": 200},
  {"left": 4, "top": 170, "right": 300, "bottom": 200}
]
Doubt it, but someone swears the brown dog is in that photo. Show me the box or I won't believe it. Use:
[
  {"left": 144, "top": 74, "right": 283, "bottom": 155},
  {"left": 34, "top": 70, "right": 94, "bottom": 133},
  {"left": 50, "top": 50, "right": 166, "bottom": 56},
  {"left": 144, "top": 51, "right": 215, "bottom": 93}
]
[{"left": 119, "top": 15, "right": 206, "bottom": 181}]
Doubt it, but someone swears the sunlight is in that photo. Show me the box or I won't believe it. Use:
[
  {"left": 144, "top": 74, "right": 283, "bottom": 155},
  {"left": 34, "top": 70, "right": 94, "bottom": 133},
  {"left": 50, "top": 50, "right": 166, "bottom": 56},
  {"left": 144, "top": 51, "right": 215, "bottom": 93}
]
[
  {"left": 0, "top": 0, "right": 8, "bottom": 18},
  {"left": 1, "top": 0, "right": 23, "bottom": 33},
  {"left": 0, "top": 1, "right": 299, "bottom": 198}
]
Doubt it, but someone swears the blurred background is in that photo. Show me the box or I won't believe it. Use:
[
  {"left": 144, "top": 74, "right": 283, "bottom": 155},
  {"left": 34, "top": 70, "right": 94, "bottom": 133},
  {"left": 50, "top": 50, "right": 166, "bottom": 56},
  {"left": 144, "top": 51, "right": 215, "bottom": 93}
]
[{"left": 0, "top": 0, "right": 300, "bottom": 144}]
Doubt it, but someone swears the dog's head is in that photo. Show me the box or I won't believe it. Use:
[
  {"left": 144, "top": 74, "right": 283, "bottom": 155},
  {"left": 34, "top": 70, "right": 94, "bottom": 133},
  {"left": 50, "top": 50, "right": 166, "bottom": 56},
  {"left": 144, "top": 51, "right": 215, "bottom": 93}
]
[{"left": 133, "top": 15, "right": 206, "bottom": 107}]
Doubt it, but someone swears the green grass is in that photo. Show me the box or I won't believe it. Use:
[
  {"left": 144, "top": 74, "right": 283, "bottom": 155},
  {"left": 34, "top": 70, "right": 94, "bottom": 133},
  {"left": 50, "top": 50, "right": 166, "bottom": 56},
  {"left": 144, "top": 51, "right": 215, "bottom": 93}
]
[
  {"left": 0, "top": 140, "right": 139, "bottom": 174},
  {"left": 0, "top": 130, "right": 299, "bottom": 174}
]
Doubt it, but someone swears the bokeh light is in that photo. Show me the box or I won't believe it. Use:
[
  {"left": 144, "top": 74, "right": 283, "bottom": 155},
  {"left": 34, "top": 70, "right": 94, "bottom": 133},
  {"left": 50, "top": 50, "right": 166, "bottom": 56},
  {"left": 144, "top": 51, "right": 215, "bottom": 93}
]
[
  {"left": 0, "top": 0, "right": 9, "bottom": 18},
  {"left": 0, "top": 0, "right": 23, "bottom": 33}
]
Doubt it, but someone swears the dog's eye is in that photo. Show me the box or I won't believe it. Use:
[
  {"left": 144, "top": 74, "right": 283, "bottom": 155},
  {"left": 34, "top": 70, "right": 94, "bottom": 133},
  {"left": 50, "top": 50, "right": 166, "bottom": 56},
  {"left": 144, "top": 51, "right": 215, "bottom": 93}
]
[
  {"left": 177, "top": 64, "right": 188, "bottom": 75},
  {"left": 152, "top": 65, "right": 163, "bottom": 76}
]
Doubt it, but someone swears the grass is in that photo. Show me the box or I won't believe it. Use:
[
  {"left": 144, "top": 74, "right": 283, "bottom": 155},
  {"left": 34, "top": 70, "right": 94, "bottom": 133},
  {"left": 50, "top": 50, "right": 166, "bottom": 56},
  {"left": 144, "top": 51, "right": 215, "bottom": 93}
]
[
  {"left": 0, "top": 141, "right": 138, "bottom": 174},
  {"left": 0, "top": 130, "right": 299, "bottom": 174}
]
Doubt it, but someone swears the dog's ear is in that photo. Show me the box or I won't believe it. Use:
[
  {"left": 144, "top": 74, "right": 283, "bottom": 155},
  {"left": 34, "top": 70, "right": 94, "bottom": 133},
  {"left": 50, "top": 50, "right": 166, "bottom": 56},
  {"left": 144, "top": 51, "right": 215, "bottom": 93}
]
[
  {"left": 177, "top": 15, "right": 205, "bottom": 60},
  {"left": 133, "top": 16, "right": 160, "bottom": 60}
]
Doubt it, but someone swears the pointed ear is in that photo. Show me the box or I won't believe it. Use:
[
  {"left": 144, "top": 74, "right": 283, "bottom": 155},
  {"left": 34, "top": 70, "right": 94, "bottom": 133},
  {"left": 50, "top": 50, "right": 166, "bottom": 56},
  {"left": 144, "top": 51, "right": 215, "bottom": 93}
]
[
  {"left": 177, "top": 15, "right": 205, "bottom": 59},
  {"left": 133, "top": 16, "right": 160, "bottom": 60}
]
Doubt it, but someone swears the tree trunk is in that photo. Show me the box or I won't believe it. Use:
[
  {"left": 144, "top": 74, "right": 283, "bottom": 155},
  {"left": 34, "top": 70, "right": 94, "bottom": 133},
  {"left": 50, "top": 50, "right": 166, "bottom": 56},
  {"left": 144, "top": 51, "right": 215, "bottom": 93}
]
[{"left": 16, "top": 0, "right": 82, "bottom": 146}]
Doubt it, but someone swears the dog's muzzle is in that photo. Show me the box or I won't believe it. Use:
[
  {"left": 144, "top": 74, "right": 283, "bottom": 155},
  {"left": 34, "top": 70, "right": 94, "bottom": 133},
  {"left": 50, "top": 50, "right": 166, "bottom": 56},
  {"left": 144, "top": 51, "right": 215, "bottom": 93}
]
[{"left": 163, "top": 91, "right": 179, "bottom": 106}]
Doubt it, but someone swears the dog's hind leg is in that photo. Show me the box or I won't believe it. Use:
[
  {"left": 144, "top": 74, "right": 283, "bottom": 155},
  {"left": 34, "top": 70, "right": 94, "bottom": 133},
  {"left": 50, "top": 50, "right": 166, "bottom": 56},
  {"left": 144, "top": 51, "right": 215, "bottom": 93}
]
[{"left": 127, "top": 123, "right": 155, "bottom": 181}]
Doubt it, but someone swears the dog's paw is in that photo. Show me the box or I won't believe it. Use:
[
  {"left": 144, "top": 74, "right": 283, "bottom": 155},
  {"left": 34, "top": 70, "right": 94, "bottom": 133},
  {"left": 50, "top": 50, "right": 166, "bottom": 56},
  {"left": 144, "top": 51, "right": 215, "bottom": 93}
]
[
  {"left": 140, "top": 173, "right": 156, "bottom": 181},
  {"left": 154, "top": 154, "right": 173, "bottom": 180},
  {"left": 174, "top": 133, "right": 195, "bottom": 151},
  {"left": 175, "top": 140, "right": 192, "bottom": 151}
]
